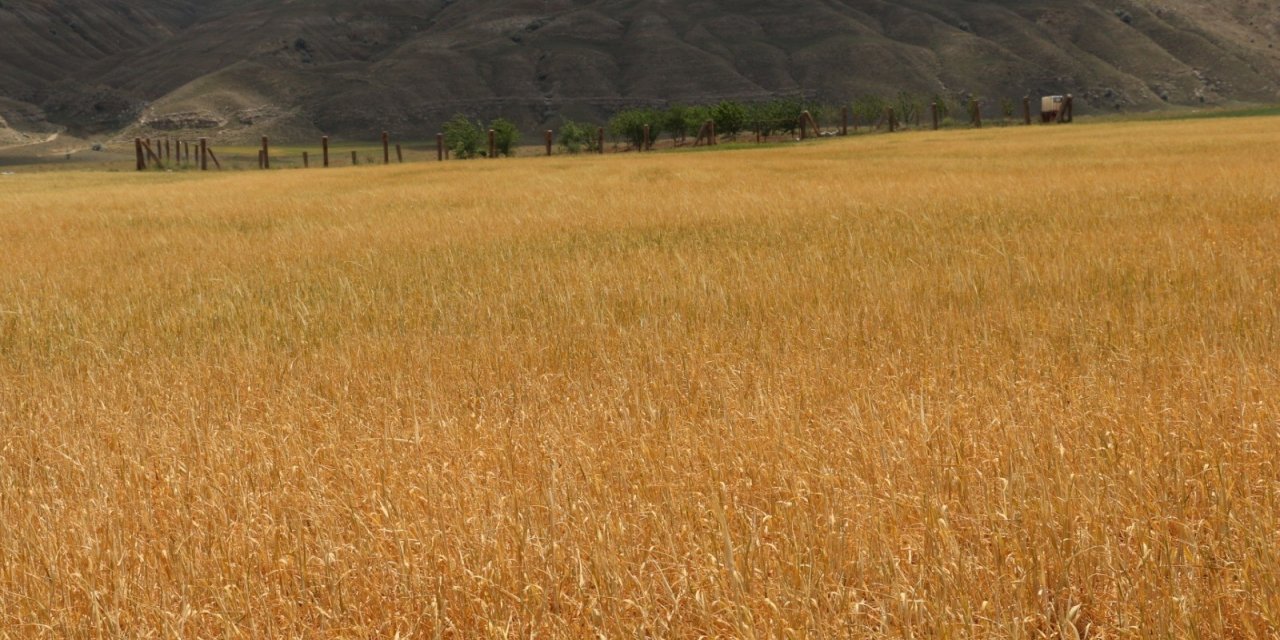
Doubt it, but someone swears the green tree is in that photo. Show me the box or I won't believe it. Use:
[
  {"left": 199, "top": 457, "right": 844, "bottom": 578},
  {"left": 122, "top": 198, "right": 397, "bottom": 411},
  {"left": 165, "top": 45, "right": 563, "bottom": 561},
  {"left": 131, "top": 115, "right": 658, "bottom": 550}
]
[
  {"left": 852, "top": 95, "right": 888, "bottom": 128},
  {"left": 749, "top": 99, "right": 802, "bottom": 136},
  {"left": 682, "top": 105, "right": 711, "bottom": 141},
  {"left": 802, "top": 102, "right": 827, "bottom": 129},
  {"left": 662, "top": 105, "right": 689, "bottom": 144},
  {"left": 710, "top": 101, "right": 748, "bottom": 139},
  {"left": 895, "top": 92, "right": 925, "bottom": 128},
  {"left": 558, "top": 120, "right": 596, "bottom": 154},
  {"left": 608, "top": 108, "right": 659, "bottom": 149},
  {"left": 443, "top": 114, "right": 483, "bottom": 159},
  {"left": 489, "top": 118, "right": 520, "bottom": 157}
]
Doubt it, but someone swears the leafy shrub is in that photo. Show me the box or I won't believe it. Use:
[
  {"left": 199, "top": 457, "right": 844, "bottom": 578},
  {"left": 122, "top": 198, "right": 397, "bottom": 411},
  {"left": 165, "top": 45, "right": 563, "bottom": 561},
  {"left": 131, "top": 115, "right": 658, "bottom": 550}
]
[
  {"left": 852, "top": 95, "right": 889, "bottom": 128},
  {"left": 608, "top": 108, "right": 660, "bottom": 149},
  {"left": 803, "top": 103, "right": 827, "bottom": 129},
  {"left": 710, "top": 101, "right": 748, "bottom": 139},
  {"left": 662, "top": 105, "right": 709, "bottom": 144},
  {"left": 748, "top": 99, "right": 803, "bottom": 136},
  {"left": 895, "top": 92, "right": 925, "bottom": 128},
  {"left": 489, "top": 118, "right": 520, "bottom": 157},
  {"left": 443, "top": 115, "right": 483, "bottom": 159},
  {"left": 558, "top": 120, "right": 597, "bottom": 154},
  {"left": 684, "top": 105, "right": 712, "bottom": 142}
]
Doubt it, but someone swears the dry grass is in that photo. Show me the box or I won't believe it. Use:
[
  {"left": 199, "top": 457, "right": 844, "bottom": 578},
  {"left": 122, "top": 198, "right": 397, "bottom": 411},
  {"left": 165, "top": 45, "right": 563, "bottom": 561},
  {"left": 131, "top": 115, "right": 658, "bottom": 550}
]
[{"left": 1, "top": 118, "right": 1278, "bottom": 638}]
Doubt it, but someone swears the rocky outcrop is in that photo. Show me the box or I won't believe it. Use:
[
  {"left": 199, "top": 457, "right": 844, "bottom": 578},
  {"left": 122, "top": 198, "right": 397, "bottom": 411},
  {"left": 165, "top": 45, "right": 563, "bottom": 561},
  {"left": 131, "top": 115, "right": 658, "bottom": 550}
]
[{"left": 142, "top": 110, "right": 227, "bottom": 131}]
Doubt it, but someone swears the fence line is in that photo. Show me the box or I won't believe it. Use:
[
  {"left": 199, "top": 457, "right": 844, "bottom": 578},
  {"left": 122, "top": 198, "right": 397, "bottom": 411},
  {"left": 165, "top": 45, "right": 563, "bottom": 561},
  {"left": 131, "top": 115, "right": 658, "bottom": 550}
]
[{"left": 132, "top": 95, "right": 1075, "bottom": 172}]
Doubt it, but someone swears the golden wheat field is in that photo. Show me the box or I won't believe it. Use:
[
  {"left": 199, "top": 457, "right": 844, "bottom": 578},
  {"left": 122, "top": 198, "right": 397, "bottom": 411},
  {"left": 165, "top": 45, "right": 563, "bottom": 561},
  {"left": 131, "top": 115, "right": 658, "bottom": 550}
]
[{"left": 1, "top": 117, "right": 1279, "bottom": 638}]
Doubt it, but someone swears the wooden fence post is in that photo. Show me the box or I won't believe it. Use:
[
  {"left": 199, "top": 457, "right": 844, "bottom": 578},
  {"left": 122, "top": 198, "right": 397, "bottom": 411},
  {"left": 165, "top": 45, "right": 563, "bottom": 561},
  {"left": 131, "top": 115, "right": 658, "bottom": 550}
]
[
  {"left": 437, "top": 133, "right": 444, "bottom": 161},
  {"left": 135, "top": 138, "right": 145, "bottom": 171},
  {"left": 142, "top": 140, "right": 160, "bottom": 165},
  {"left": 382, "top": 131, "right": 390, "bottom": 165},
  {"left": 971, "top": 99, "right": 982, "bottom": 128},
  {"left": 887, "top": 107, "right": 896, "bottom": 133},
  {"left": 261, "top": 136, "right": 270, "bottom": 169},
  {"left": 184, "top": 141, "right": 190, "bottom": 163},
  {"left": 545, "top": 129, "right": 553, "bottom": 156},
  {"left": 597, "top": 127, "right": 604, "bottom": 154},
  {"left": 396, "top": 144, "right": 403, "bottom": 163},
  {"left": 1063, "top": 95, "right": 1075, "bottom": 123},
  {"left": 1023, "top": 97, "right": 1032, "bottom": 125},
  {"left": 351, "top": 151, "right": 358, "bottom": 166},
  {"left": 642, "top": 124, "right": 650, "bottom": 152},
  {"left": 321, "top": 136, "right": 329, "bottom": 168},
  {"left": 199, "top": 138, "right": 207, "bottom": 171},
  {"left": 488, "top": 129, "right": 496, "bottom": 158},
  {"left": 303, "top": 151, "right": 309, "bottom": 168},
  {"left": 709, "top": 120, "right": 717, "bottom": 145},
  {"left": 931, "top": 102, "right": 940, "bottom": 130},
  {"left": 842, "top": 107, "right": 849, "bottom": 136}
]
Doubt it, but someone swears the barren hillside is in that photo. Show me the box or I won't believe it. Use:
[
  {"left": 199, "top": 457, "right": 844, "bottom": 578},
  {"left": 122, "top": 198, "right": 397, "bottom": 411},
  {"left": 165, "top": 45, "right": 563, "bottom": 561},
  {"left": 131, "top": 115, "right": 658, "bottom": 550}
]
[{"left": 0, "top": 0, "right": 1276, "bottom": 142}]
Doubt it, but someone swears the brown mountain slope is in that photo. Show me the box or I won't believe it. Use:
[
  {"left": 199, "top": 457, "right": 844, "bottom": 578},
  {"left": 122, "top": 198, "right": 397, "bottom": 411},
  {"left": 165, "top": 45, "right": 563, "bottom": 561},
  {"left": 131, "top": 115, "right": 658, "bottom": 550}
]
[{"left": 0, "top": 0, "right": 1276, "bottom": 142}]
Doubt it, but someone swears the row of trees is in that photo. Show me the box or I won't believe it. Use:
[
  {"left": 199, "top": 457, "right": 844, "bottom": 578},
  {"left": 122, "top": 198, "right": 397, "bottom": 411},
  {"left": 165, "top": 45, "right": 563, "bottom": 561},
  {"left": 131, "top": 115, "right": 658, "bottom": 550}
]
[
  {"left": 443, "top": 115, "right": 604, "bottom": 157},
  {"left": 602, "top": 93, "right": 1021, "bottom": 149},
  {"left": 441, "top": 92, "right": 1027, "bottom": 157},
  {"left": 605, "top": 99, "right": 814, "bottom": 149}
]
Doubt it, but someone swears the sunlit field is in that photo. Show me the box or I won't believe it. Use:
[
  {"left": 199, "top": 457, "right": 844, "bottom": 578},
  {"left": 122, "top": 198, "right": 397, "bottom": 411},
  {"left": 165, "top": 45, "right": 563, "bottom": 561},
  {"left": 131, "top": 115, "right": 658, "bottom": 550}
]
[{"left": 2, "top": 118, "right": 1278, "bottom": 638}]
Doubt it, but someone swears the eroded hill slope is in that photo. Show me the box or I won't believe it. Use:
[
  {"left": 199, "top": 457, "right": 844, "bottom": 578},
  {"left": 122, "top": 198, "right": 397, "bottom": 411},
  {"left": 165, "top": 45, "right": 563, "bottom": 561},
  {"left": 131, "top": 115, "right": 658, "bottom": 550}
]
[{"left": 0, "top": 0, "right": 1276, "bottom": 141}]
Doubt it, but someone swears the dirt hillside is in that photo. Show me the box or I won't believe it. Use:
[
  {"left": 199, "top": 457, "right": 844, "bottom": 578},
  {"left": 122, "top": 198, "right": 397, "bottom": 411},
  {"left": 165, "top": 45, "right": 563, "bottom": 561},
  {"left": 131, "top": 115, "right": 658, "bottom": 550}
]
[{"left": 0, "top": 0, "right": 1276, "bottom": 142}]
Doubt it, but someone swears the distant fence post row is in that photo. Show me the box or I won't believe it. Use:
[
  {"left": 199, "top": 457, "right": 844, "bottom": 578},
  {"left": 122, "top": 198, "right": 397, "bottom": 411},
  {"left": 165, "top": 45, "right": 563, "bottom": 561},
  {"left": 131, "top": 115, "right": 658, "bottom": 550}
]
[
  {"left": 132, "top": 95, "right": 1076, "bottom": 171},
  {"left": 136, "top": 137, "right": 221, "bottom": 171}
]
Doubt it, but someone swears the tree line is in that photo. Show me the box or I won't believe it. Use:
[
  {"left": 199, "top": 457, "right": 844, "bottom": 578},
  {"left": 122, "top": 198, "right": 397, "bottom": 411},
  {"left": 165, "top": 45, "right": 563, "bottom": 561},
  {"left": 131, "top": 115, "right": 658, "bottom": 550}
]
[{"left": 441, "top": 92, "right": 1018, "bottom": 157}]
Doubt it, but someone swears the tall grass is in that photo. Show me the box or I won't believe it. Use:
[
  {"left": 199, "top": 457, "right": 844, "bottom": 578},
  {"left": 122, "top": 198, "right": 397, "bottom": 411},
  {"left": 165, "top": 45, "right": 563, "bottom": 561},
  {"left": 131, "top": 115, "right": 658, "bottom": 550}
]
[{"left": 1, "top": 118, "right": 1278, "bottom": 637}]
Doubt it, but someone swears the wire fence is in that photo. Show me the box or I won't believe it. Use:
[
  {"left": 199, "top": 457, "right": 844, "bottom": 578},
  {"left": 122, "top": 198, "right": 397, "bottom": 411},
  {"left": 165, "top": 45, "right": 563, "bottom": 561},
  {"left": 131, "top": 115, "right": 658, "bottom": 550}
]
[{"left": 131, "top": 95, "right": 1076, "bottom": 171}]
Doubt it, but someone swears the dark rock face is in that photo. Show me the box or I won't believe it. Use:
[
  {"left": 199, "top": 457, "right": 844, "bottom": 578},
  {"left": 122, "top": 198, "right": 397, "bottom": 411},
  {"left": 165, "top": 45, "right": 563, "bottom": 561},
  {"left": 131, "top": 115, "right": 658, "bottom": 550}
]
[
  {"left": 142, "top": 111, "right": 227, "bottom": 131},
  {"left": 1, "top": 0, "right": 1277, "bottom": 141}
]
